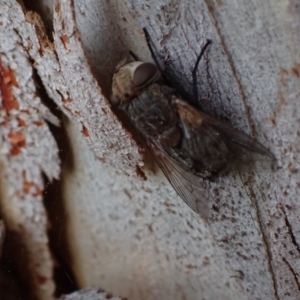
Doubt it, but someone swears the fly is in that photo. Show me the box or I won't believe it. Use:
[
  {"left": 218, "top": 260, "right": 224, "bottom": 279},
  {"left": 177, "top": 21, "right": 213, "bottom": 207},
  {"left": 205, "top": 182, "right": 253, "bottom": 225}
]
[{"left": 111, "top": 28, "right": 275, "bottom": 219}]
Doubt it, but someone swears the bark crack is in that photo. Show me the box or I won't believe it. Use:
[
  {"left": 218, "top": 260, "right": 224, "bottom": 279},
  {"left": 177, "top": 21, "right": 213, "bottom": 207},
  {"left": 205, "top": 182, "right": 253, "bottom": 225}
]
[
  {"left": 251, "top": 191, "right": 280, "bottom": 300},
  {"left": 281, "top": 206, "right": 300, "bottom": 255},
  {"left": 204, "top": 2, "right": 280, "bottom": 299},
  {"left": 203, "top": 0, "right": 255, "bottom": 136},
  {"left": 282, "top": 257, "right": 300, "bottom": 291}
]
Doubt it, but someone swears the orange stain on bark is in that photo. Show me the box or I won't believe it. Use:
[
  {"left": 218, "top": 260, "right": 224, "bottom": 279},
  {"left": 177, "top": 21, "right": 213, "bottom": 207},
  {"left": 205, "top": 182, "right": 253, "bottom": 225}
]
[
  {"left": 0, "top": 60, "right": 19, "bottom": 111},
  {"left": 8, "top": 131, "right": 26, "bottom": 156},
  {"left": 60, "top": 35, "right": 69, "bottom": 50},
  {"left": 34, "top": 121, "right": 43, "bottom": 126},
  {"left": 23, "top": 172, "right": 43, "bottom": 196},
  {"left": 17, "top": 117, "right": 27, "bottom": 127},
  {"left": 81, "top": 123, "right": 90, "bottom": 137}
]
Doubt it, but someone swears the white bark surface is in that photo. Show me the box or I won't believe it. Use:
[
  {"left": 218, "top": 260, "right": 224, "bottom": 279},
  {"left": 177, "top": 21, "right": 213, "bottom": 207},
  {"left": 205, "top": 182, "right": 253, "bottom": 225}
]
[{"left": 0, "top": 0, "right": 299, "bottom": 299}]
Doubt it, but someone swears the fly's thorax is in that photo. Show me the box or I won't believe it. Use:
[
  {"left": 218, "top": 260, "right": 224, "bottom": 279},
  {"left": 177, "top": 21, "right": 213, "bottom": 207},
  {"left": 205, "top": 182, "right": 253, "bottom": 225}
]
[
  {"left": 119, "top": 83, "right": 181, "bottom": 144},
  {"left": 111, "top": 61, "right": 160, "bottom": 105}
]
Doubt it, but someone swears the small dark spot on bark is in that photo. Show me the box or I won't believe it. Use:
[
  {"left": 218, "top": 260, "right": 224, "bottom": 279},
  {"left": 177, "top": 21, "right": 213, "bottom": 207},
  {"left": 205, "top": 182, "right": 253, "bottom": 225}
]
[
  {"left": 202, "top": 256, "right": 210, "bottom": 266},
  {"left": 147, "top": 224, "right": 153, "bottom": 232},
  {"left": 212, "top": 204, "right": 219, "bottom": 212},
  {"left": 186, "top": 220, "right": 195, "bottom": 230},
  {"left": 123, "top": 188, "right": 132, "bottom": 199},
  {"left": 285, "top": 204, "right": 292, "bottom": 210},
  {"left": 288, "top": 162, "right": 298, "bottom": 174},
  {"left": 185, "top": 264, "right": 197, "bottom": 269},
  {"left": 236, "top": 251, "right": 248, "bottom": 260}
]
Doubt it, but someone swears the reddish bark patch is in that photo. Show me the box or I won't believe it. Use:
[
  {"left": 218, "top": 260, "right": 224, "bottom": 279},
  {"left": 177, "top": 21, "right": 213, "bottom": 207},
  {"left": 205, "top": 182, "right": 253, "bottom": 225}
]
[
  {"left": 23, "top": 181, "right": 43, "bottom": 197},
  {"left": 8, "top": 131, "right": 26, "bottom": 155},
  {"left": 23, "top": 172, "right": 43, "bottom": 196},
  {"left": 23, "top": 181, "right": 32, "bottom": 194},
  {"left": 81, "top": 123, "right": 90, "bottom": 137},
  {"left": 33, "top": 186, "right": 43, "bottom": 197},
  {"left": 60, "top": 35, "right": 69, "bottom": 50},
  {"left": 63, "top": 104, "right": 72, "bottom": 113},
  {"left": 35, "top": 31, "right": 45, "bottom": 56},
  {"left": 0, "top": 60, "right": 19, "bottom": 111},
  {"left": 280, "top": 68, "right": 289, "bottom": 78},
  {"left": 34, "top": 121, "right": 43, "bottom": 126},
  {"left": 62, "top": 97, "right": 73, "bottom": 102},
  {"left": 17, "top": 117, "right": 27, "bottom": 127},
  {"left": 10, "top": 145, "right": 21, "bottom": 156},
  {"left": 37, "top": 275, "right": 48, "bottom": 285},
  {"left": 291, "top": 63, "right": 300, "bottom": 77},
  {"left": 8, "top": 131, "right": 25, "bottom": 144}
]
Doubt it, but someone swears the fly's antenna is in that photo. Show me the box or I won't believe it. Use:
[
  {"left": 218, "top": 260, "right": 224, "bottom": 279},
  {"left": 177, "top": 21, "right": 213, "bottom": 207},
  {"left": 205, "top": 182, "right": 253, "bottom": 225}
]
[
  {"left": 192, "top": 40, "right": 212, "bottom": 105},
  {"left": 129, "top": 50, "right": 140, "bottom": 61},
  {"left": 143, "top": 27, "right": 171, "bottom": 85},
  {"left": 143, "top": 28, "right": 165, "bottom": 75}
]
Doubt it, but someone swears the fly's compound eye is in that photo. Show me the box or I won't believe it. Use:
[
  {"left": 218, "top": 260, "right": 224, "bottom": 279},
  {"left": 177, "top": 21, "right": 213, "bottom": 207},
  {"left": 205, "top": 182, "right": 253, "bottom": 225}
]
[
  {"left": 112, "top": 61, "right": 160, "bottom": 104},
  {"left": 133, "top": 62, "right": 159, "bottom": 89}
]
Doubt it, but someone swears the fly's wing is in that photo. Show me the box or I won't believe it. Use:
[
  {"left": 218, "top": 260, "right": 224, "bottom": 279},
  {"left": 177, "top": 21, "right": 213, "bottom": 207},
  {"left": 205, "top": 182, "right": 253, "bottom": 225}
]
[
  {"left": 203, "top": 113, "right": 274, "bottom": 159},
  {"left": 147, "top": 140, "right": 210, "bottom": 219},
  {"left": 173, "top": 98, "right": 275, "bottom": 169}
]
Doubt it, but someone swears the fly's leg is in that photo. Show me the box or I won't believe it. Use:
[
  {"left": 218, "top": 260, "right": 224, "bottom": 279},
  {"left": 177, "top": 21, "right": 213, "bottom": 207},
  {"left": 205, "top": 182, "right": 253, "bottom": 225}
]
[{"left": 192, "top": 40, "right": 211, "bottom": 105}]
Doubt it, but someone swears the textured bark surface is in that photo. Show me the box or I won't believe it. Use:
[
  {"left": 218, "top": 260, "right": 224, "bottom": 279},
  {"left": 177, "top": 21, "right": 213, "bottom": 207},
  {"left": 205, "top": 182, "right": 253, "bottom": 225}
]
[
  {"left": 0, "top": 1, "right": 60, "bottom": 299},
  {"left": 0, "top": 0, "right": 299, "bottom": 299},
  {"left": 58, "top": 288, "right": 125, "bottom": 300}
]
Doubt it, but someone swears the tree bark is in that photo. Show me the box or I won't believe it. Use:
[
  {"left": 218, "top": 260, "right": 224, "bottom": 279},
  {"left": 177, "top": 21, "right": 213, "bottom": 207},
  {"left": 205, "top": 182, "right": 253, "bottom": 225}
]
[{"left": 0, "top": 0, "right": 299, "bottom": 299}]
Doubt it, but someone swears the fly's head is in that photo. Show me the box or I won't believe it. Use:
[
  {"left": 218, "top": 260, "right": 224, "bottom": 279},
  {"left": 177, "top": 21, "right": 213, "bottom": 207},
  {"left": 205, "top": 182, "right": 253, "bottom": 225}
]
[{"left": 111, "top": 61, "right": 160, "bottom": 105}]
